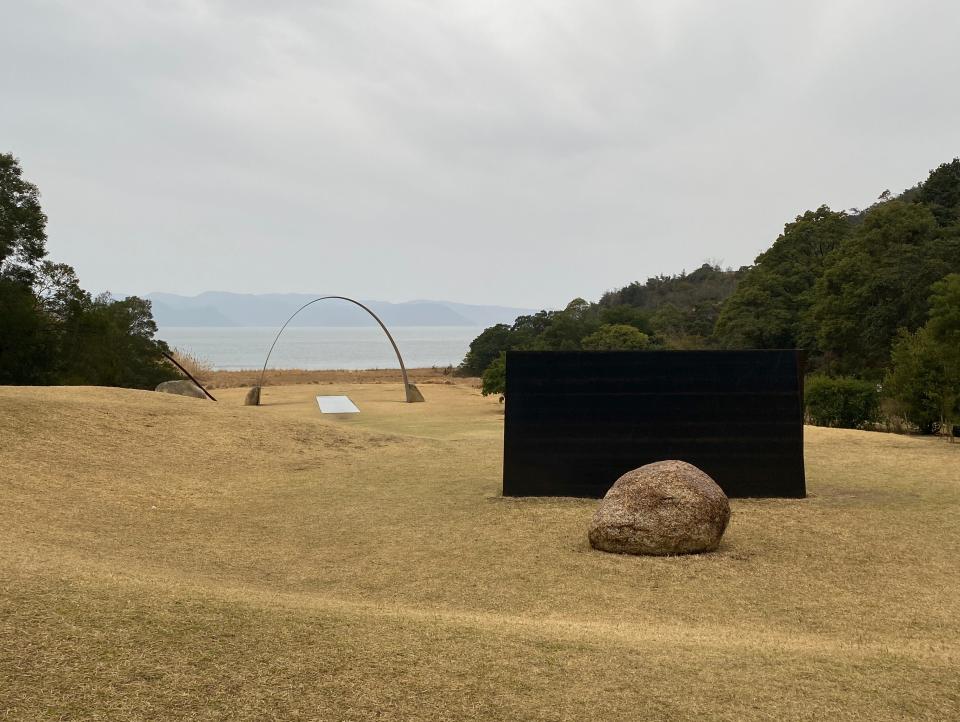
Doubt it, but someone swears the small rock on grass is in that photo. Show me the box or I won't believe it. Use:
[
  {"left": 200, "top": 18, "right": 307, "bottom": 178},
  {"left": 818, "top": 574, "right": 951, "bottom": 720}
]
[{"left": 155, "top": 379, "right": 207, "bottom": 400}]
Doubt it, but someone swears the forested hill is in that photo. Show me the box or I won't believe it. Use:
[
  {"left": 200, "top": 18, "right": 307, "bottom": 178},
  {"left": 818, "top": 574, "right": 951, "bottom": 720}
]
[
  {"left": 458, "top": 262, "right": 748, "bottom": 379},
  {"left": 599, "top": 263, "right": 745, "bottom": 346},
  {"left": 462, "top": 158, "right": 960, "bottom": 433}
]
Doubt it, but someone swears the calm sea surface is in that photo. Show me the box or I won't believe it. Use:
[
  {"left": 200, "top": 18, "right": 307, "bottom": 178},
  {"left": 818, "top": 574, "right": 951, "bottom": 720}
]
[{"left": 157, "top": 326, "right": 479, "bottom": 370}]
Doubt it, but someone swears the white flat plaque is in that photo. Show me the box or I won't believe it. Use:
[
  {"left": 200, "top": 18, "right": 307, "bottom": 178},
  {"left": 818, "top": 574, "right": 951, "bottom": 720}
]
[{"left": 316, "top": 395, "right": 360, "bottom": 414}]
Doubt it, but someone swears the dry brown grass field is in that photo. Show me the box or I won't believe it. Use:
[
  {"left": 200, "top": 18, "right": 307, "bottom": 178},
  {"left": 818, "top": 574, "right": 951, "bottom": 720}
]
[
  {"left": 200, "top": 366, "right": 471, "bottom": 390},
  {"left": 2, "top": 381, "right": 959, "bottom": 720}
]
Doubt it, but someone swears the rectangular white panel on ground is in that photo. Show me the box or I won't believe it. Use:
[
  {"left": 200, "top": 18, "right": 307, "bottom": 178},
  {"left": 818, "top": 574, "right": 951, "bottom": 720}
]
[{"left": 316, "top": 395, "right": 360, "bottom": 414}]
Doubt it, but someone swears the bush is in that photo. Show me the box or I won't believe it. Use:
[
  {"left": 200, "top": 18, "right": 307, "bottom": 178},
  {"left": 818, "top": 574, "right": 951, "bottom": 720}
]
[
  {"left": 172, "top": 348, "right": 214, "bottom": 383},
  {"left": 581, "top": 324, "right": 650, "bottom": 351},
  {"left": 805, "top": 375, "right": 881, "bottom": 429},
  {"left": 883, "top": 328, "right": 947, "bottom": 433},
  {"left": 883, "top": 277, "right": 960, "bottom": 433},
  {"left": 481, "top": 352, "right": 506, "bottom": 398}
]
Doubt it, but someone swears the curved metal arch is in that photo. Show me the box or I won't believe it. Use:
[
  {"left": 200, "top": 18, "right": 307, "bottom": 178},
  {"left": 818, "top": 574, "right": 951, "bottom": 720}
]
[{"left": 255, "top": 296, "right": 422, "bottom": 403}]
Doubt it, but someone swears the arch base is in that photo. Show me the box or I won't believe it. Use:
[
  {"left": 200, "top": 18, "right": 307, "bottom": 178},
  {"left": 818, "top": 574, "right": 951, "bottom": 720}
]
[{"left": 405, "top": 383, "right": 425, "bottom": 403}]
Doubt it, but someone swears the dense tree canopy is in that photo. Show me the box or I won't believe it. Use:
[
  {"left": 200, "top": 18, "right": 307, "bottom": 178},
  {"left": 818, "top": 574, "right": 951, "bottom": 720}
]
[
  {"left": 0, "top": 153, "right": 178, "bottom": 389},
  {"left": 0, "top": 278, "right": 54, "bottom": 384},
  {"left": 599, "top": 263, "right": 741, "bottom": 313},
  {"left": 596, "top": 304, "right": 653, "bottom": 334},
  {"left": 0, "top": 153, "right": 48, "bottom": 284},
  {"left": 581, "top": 324, "right": 650, "bottom": 351},
  {"left": 917, "top": 158, "right": 960, "bottom": 226},
  {"left": 885, "top": 273, "right": 960, "bottom": 432},
  {"left": 807, "top": 201, "right": 958, "bottom": 375},
  {"left": 600, "top": 263, "right": 743, "bottom": 347},
  {"left": 714, "top": 206, "right": 850, "bottom": 349},
  {"left": 927, "top": 272, "right": 960, "bottom": 345}
]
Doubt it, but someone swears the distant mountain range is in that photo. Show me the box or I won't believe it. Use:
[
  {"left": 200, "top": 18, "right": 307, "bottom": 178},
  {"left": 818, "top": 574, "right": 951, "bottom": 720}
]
[{"left": 147, "top": 292, "right": 534, "bottom": 328}]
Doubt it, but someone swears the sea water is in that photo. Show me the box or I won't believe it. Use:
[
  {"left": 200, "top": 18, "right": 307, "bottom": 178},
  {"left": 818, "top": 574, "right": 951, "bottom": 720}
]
[{"left": 157, "top": 326, "right": 479, "bottom": 371}]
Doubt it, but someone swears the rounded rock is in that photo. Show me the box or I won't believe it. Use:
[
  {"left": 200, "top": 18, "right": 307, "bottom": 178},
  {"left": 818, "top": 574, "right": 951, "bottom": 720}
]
[
  {"left": 244, "top": 386, "right": 261, "bottom": 406},
  {"left": 155, "top": 379, "right": 207, "bottom": 399},
  {"left": 588, "top": 460, "right": 730, "bottom": 555}
]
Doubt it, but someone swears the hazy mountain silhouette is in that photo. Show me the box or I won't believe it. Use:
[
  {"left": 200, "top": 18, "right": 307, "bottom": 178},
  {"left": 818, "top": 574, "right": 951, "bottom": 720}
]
[{"left": 148, "top": 292, "right": 533, "bottom": 328}]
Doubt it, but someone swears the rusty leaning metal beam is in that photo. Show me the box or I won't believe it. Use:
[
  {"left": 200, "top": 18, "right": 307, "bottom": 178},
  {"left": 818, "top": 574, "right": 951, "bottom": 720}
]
[
  {"left": 160, "top": 351, "right": 217, "bottom": 401},
  {"left": 253, "top": 296, "right": 424, "bottom": 405}
]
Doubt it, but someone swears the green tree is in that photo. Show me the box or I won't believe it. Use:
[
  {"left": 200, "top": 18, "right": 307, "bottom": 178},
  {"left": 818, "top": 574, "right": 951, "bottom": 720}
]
[
  {"left": 600, "top": 263, "right": 741, "bottom": 315},
  {"left": 0, "top": 153, "right": 178, "bottom": 389},
  {"left": 0, "top": 153, "right": 48, "bottom": 284},
  {"left": 481, "top": 352, "right": 506, "bottom": 398},
  {"left": 460, "top": 303, "right": 594, "bottom": 378},
  {"left": 507, "top": 310, "right": 557, "bottom": 349},
  {"left": 0, "top": 154, "right": 55, "bottom": 381},
  {"left": 601, "top": 263, "right": 742, "bottom": 348},
  {"left": 805, "top": 201, "right": 958, "bottom": 375},
  {"left": 459, "top": 323, "right": 512, "bottom": 376},
  {"left": 532, "top": 298, "right": 599, "bottom": 350},
  {"left": 34, "top": 261, "right": 86, "bottom": 320},
  {"left": 597, "top": 305, "right": 653, "bottom": 334},
  {"left": 927, "top": 273, "right": 960, "bottom": 346},
  {"left": 917, "top": 158, "right": 960, "bottom": 226},
  {"left": 57, "top": 294, "right": 177, "bottom": 388},
  {"left": 884, "top": 328, "right": 947, "bottom": 433},
  {"left": 715, "top": 206, "right": 850, "bottom": 349},
  {"left": 928, "top": 274, "right": 960, "bottom": 429},
  {"left": 0, "top": 278, "right": 55, "bottom": 384},
  {"left": 884, "top": 275, "right": 960, "bottom": 433},
  {"left": 581, "top": 324, "right": 651, "bottom": 351}
]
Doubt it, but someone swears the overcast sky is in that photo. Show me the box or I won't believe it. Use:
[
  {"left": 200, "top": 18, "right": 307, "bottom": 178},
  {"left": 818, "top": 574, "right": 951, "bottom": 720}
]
[{"left": 3, "top": 1, "right": 958, "bottom": 308}]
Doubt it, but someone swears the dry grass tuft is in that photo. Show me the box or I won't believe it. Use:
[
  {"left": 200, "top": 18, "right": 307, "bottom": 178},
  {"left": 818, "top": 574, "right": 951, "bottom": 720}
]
[
  {"left": 1, "top": 382, "right": 958, "bottom": 720},
  {"left": 170, "top": 348, "right": 216, "bottom": 383}
]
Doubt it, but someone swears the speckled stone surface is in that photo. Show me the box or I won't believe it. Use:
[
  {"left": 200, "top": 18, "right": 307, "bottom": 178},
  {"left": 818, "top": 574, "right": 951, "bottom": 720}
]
[{"left": 588, "top": 460, "right": 730, "bottom": 555}]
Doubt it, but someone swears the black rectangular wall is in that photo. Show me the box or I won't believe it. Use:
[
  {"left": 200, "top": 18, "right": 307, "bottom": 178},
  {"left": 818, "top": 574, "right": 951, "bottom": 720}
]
[{"left": 502, "top": 350, "right": 806, "bottom": 498}]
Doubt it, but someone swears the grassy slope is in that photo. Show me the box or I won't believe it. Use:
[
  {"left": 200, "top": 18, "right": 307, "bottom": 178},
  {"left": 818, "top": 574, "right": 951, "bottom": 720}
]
[{"left": 1, "top": 383, "right": 958, "bottom": 721}]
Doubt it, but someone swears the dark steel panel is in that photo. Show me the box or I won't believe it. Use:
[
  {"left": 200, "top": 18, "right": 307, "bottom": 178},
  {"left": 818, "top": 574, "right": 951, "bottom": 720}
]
[{"left": 502, "top": 350, "right": 806, "bottom": 498}]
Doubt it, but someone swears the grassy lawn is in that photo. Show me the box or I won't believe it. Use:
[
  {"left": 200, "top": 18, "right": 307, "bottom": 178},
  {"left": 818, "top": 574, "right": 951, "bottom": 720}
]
[{"left": 1, "top": 382, "right": 958, "bottom": 720}]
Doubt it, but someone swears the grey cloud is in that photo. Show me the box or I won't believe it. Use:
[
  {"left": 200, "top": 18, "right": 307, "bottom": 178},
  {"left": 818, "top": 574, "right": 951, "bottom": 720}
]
[{"left": 2, "top": 0, "right": 958, "bottom": 307}]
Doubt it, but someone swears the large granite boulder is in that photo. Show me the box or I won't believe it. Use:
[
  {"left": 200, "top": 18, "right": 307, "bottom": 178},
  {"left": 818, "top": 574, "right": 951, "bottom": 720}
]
[
  {"left": 155, "top": 379, "right": 207, "bottom": 399},
  {"left": 588, "top": 460, "right": 730, "bottom": 555}
]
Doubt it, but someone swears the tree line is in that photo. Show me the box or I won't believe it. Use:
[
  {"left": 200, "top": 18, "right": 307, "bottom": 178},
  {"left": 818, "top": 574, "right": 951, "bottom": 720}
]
[
  {"left": 0, "top": 153, "right": 180, "bottom": 388},
  {"left": 462, "top": 159, "right": 960, "bottom": 433}
]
